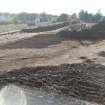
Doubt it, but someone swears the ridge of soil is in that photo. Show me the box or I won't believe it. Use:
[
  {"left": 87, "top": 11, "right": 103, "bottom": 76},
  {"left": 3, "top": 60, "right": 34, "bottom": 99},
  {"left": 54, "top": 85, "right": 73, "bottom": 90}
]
[{"left": 0, "top": 62, "right": 105, "bottom": 104}]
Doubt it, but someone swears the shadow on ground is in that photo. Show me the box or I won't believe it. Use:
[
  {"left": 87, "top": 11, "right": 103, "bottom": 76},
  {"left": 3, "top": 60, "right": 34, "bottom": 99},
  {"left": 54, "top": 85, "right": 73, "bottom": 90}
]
[{"left": 0, "top": 61, "right": 105, "bottom": 104}]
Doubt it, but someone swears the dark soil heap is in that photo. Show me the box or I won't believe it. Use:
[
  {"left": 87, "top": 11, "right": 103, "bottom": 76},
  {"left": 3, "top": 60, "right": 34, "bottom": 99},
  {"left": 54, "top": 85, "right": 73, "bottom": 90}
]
[
  {"left": 91, "top": 20, "right": 105, "bottom": 32},
  {"left": 21, "top": 22, "right": 69, "bottom": 33},
  {"left": 0, "top": 62, "right": 105, "bottom": 104}
]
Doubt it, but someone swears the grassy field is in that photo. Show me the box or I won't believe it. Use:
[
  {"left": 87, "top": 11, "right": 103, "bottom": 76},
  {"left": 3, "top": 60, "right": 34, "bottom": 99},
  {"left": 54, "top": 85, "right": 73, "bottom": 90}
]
[{"left": 0, "top": 24, "right": 28, "bottom": 33}]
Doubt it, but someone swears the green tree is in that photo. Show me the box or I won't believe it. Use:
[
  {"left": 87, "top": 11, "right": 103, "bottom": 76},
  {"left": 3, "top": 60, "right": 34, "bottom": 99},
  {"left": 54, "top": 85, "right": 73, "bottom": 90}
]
[
  {"left": 13, "top": 16, "right": 18, "bottom": 24},
  {"left": 71, "top": 13, "right": 77, "bottom": 19},
  {"left": 79, "top": 10, "right": 103, "bottom": 23},
  {"left": 95, "top": 10, "right": 102, "bottom": 22},
  {"left": 40, "top": 12, "right": 48, "bottom": 22},
  {"left": 57, "top": 13, "right": 69, "bottom": 22}
]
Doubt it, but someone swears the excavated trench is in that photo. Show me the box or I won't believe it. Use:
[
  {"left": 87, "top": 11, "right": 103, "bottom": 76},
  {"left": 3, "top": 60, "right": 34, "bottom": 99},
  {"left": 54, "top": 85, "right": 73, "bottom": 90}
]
[{"left": 0, "top": 61, "right": 105, "bottom": 104}]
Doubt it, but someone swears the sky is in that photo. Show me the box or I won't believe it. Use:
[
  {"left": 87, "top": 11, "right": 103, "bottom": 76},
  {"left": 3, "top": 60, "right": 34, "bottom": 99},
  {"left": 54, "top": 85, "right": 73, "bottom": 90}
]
[{"left": 0, "top": 0, "right": 105, "bottom": 15}]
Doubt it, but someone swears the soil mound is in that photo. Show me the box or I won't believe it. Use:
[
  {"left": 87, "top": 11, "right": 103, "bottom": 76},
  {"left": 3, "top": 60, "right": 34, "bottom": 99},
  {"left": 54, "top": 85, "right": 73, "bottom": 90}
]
[
  {"left": 91, "top": 20, "right": 105, "bottom": 31},
  {"left": 59, "top": 30, "right": 105, "bottom": 41},
  {"left": 0, "top": 62, "right": 105, "bottom": 104},
  {"left": 21, "top": 22, "right": 69, "bottom": 33}
]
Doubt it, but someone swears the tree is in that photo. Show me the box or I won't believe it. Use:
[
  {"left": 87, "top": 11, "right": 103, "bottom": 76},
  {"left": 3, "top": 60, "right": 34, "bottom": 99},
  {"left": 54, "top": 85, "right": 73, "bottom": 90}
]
[
  {"left": 17, "top": 12, "right": 37, "bottom": 24},
  {"left": 79, "top": 10, "right": 85, "bottom": 21},
  {"left": 13, "top": 15, "right": 18, "bottom": 24},
  {"left": 71, "top": 13, "right": 77, "bottom": 19},
  {"left": 95, "top": 10, "right": 102, "bottom": 22},
  {"left": 79, "top": 10, "right": 103, "bottom": 23},
  {"left": 40, "top": 12, "right": 48, "bottom": 22},
  {"left": 57, "top": 13, "right": 69, "bottom": 22}
]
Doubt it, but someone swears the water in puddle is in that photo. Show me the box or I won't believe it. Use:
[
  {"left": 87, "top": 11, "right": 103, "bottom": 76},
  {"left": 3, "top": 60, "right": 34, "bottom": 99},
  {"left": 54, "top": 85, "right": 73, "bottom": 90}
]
[{"left": 0, "top": 85, "right": 98, "bottom": 105}]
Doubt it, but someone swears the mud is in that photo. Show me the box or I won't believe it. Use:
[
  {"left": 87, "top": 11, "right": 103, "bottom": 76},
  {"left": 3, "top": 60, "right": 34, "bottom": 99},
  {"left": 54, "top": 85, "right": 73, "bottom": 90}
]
[{"left": 0, "top": 62, "right": 105, "bottom": 104}]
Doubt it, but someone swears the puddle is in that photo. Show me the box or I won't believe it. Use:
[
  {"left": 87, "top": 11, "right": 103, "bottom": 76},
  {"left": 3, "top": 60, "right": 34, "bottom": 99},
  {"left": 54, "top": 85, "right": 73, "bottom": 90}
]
[{"left": 0, "top": 85, "right": 98, "bottom": 105}]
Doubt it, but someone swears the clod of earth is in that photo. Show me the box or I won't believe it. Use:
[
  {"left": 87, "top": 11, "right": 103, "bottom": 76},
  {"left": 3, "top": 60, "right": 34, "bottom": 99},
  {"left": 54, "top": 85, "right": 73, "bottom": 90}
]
[{"left": 0, "top": 62, "right": 105, "bottom": 104}]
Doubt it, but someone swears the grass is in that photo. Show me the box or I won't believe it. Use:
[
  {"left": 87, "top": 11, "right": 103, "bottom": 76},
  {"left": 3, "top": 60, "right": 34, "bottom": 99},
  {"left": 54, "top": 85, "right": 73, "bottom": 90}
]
[{"left": 0, "top": 24, "right": 28, "bottom": 33}]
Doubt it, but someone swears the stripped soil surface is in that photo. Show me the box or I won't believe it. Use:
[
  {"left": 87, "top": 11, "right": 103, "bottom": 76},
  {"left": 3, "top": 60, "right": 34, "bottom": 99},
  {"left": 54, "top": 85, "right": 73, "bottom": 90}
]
[
  {"left": 0, "top": 30, "right": 105, "bottom": 71},
  {"left": 0, "top": 28, "right": 105, "bottom": 105}
]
